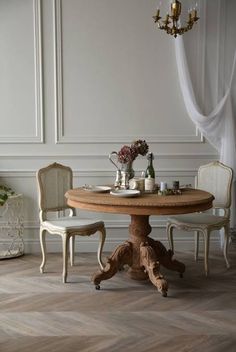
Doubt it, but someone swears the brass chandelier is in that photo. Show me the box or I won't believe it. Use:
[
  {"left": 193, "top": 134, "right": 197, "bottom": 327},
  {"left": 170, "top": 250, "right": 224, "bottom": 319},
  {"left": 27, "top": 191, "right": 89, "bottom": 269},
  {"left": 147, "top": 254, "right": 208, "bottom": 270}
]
[{"left": 153, "top": 0, "right": 199, "bottom": 38}]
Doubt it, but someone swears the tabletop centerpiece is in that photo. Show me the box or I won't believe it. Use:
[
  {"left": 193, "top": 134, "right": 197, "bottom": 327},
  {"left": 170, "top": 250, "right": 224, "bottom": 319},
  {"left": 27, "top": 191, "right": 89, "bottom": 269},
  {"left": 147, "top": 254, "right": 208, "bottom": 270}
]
[
  {"left": 117, "top": 139, "right": 149, "bottom": 178},
  {"left": 109, "top": 139, "right": 149, "bottom": 188}
]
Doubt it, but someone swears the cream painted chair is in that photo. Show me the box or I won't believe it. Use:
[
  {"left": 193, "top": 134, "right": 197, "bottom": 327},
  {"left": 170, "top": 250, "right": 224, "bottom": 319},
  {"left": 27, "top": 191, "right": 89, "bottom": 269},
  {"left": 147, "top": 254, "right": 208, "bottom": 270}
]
[
  {"left": 166, "top": 161, "right": 233, "bottom": 276},
  {"left": 37, "top": 162, "right": 106, "bottom": 283}
]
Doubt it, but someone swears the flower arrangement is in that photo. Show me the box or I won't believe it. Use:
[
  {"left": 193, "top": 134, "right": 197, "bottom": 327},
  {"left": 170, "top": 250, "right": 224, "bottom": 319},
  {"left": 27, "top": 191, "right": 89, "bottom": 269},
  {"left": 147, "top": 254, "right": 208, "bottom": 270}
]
[{"left": 117, "top": 139, "right": 149, "bottom": 164}]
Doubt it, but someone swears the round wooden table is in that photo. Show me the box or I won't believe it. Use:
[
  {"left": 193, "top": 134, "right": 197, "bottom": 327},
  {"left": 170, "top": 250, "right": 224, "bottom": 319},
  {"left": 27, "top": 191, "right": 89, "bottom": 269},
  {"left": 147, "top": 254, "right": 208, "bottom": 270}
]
[{"left": 66, "top": 188, "right": 214, "bottom": 296}]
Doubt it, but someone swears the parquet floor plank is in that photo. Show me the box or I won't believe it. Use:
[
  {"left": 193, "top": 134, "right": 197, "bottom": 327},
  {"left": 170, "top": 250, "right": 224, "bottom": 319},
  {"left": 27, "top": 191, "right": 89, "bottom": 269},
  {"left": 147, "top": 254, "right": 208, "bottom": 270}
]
[{"left": 0, "top": 247, "right": 236, "bottom": 351}]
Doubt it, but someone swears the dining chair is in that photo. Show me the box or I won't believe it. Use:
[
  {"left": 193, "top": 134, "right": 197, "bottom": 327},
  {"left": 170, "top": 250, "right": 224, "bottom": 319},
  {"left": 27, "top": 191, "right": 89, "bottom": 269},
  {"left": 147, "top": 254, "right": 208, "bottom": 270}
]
[
  {"left": 166, "top": 161, "right": 233, "bottom": 276},
  {"left": 36, "top": 162, "right": 106, "bottom": 283}
]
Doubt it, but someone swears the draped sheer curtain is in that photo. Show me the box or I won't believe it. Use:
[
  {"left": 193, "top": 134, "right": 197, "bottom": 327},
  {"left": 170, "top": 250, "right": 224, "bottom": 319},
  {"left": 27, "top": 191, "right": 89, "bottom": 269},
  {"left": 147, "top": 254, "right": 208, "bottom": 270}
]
[{"left": 175, "top": 34, "right": 236, "bottom": 229}]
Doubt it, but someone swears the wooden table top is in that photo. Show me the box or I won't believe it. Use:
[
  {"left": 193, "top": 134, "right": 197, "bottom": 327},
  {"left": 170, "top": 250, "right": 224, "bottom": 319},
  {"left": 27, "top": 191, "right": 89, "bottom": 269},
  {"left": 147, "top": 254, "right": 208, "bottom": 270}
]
[{"left": 66, "top": 187, "right": 214, "bottom": 216}]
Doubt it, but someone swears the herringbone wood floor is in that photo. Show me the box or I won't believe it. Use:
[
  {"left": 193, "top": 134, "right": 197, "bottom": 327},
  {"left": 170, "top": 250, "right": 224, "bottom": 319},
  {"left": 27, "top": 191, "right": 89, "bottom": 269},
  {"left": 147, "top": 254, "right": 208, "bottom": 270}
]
[{"left": 0, "top": 246, "right": 236, "bottom": 352}]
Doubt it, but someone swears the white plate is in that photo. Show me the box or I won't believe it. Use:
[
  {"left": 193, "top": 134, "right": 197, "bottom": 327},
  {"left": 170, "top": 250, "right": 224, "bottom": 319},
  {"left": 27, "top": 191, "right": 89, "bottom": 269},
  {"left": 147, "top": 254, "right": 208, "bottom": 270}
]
[
  {"left": 83, "top": 185, "right": 111, "bottom": 193},
  {"left": 110, "top": 189, "right": 140, "bottom": 197}
]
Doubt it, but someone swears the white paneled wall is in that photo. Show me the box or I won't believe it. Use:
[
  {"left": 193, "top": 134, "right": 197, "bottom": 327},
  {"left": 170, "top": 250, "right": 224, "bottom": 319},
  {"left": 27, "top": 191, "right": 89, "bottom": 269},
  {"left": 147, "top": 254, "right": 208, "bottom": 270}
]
[{"left": 0, "top": 0, "right": 221, "bottom": 253}]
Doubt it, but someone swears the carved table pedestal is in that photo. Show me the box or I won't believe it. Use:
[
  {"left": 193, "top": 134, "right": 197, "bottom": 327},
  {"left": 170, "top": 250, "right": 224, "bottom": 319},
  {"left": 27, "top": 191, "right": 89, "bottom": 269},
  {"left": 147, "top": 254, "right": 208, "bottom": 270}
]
[{"left": 66, "top": 188, "right": 214, "bottom": 296}]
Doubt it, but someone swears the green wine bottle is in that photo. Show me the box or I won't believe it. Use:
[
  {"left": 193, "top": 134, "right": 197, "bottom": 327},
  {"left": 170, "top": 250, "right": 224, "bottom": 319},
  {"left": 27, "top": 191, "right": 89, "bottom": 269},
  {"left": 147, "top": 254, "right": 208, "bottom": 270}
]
[{"left": 145, "top": 152, "right": 155, "bottom": 179}]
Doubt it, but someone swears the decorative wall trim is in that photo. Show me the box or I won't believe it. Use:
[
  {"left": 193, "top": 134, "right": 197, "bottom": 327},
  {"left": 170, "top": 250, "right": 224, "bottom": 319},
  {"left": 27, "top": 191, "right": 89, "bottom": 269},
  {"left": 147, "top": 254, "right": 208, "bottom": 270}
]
[
  {"left": 0, "top": 0, "right": 44, "bottom": 144},
  {"left": 0, "top": 153, "right": 218, "bottom": 160},
  {"left": 197, "top": 0, "right": 207, "bottom": 110},
  {"left": 0, "top": 169, "right": 200, "bottom": 178},
  {"left": 56, "top": 132, "right": 205, "bottom": 144},
  {"left": 53, "top": 0, "right": 204, "bottom": 145},
  {"left": 217, "top": 0, "right": 227, "bottom": 100},
  {"left": 53, "top": 0, "right": 63, "bottom": 145},
  {"left": 33, "top": 0, "right": 44, "bottom": 143}
]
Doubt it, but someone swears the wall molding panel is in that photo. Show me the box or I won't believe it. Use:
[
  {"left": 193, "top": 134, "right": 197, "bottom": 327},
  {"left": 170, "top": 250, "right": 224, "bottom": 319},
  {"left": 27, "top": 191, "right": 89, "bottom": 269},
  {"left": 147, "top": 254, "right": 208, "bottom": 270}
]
[
  {"left": 0, "top": 0, "right": 44, "bottom": 144},
  {"left": 53, "top": 0, "right": 63, "bottom": 145},
  {"left": 196, "top": 0, "right": 207, "bottom": 109},
  {"left": 217, "top": 0, "right": 227, "bottom": 100},
  {"left": 32, "top": 0, "right": 44, "bottom": 144},
  {"left": 53, "top": 0, "right": 204, "bottom": 145}
]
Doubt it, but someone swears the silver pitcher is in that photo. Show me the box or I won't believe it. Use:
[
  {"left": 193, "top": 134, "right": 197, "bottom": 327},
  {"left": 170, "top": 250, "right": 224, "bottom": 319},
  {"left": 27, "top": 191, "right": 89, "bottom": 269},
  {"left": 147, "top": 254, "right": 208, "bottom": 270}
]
[{"left": 109, "top": 151, "right": 129, "bottom": 189}]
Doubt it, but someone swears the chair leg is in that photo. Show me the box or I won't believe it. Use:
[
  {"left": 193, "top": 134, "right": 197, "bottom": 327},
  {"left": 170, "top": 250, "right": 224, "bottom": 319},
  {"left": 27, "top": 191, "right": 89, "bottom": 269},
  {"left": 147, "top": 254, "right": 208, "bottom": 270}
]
[
  {"left": 70, "top": 236, "right": 75, "bottom": 267},
  {"left": 223, "top": 224, "right": 230, "bottom": 268},
  {"left": 39, "top": 228, "right": 47, "bottom": 274},
  {"left": 97, "top": 226, "right": 106, "bottom": 270},
  {"left": 167, "top": 223, "right": 174, "bottom": 253},
  {"left": 203, "top": 230, "right": 210, "bottom": 276},
  {"left": 62, "top": 234, "right": 70, "bottom": 283},
  {"left": 194, "top": 231, "right": 199, "bottom": 261}
]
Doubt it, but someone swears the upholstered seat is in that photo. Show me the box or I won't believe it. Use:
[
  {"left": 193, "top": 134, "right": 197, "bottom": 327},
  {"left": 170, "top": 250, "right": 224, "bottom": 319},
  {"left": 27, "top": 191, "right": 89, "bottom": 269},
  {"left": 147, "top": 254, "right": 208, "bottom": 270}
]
[
  {"left": 42, "top": 217, "right": 104, "bottom": 231},
  {"left": 168, "top": 214, "right": 228, "bottom": 226},
  {"left": 37, "top": 162, "right": 106, "bottom": 283},
  {"left": 166, "top": 161, "right": 233, "bottom": 276}
]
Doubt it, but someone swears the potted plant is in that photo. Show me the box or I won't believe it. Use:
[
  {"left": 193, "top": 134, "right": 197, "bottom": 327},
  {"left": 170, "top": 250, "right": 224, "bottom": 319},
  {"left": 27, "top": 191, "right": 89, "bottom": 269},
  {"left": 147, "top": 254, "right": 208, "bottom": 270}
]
[{"left": 0, "top": 185, "right": 15, "bottom": 206}]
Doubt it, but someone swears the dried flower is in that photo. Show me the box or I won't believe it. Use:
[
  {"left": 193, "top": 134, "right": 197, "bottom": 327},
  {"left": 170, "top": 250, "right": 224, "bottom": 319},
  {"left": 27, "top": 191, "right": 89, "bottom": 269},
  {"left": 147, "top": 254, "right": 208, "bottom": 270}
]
[
  {"left": 117, "top": 139, "right": 149, "bottom": 163},
  {"left": 132, "top": 139, "right": 149, "bottom": 156},
  {"left": 117, "top": 146, "right": 136, "bottom": 164}
]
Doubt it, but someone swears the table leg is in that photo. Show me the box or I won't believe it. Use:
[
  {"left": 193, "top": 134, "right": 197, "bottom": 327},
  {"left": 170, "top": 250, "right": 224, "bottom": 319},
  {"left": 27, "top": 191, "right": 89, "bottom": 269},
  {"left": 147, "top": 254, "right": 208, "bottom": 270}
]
[
  {"left": 92, "top": 214, "right": 185, "bottom": 296},
  {"left": 140, "top": 242, "right": 168, "bottom": 297},
  {"left": 148, "top": 237, "right": 185, "bottom": 277},
  {"left": 92, "top": 241, "right": 133, "bottom": 289}
]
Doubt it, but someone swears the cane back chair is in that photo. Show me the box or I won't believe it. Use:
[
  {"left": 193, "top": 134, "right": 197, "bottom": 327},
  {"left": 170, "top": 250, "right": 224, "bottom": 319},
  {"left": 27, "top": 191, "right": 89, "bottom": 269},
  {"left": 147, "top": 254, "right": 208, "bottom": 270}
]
[
  {"left": 166, "top": 161, "right": 233, "bottom": 276},
  {"left": 37, "top": 162, "right": 106, "bottom": 283}
]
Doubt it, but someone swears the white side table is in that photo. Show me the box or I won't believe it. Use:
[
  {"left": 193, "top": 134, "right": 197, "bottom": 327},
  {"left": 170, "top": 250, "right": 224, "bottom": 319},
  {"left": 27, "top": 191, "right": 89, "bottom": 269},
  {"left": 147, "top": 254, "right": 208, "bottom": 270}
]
[{"left": 0, "top": 194, "right": 24, "bottom": 259}]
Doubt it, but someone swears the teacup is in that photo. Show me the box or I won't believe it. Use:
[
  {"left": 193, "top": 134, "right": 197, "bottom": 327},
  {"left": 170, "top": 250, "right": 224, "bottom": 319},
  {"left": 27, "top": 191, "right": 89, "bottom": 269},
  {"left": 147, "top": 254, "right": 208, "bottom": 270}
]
[{"left": 129, "top": 177, "right": 145, "bottom": 191}]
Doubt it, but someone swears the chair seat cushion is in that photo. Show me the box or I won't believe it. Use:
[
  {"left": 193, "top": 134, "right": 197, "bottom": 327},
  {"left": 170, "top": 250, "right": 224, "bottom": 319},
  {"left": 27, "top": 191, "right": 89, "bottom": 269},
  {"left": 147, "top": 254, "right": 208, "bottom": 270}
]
[
  {"left": 42, "top": 216, "right": 104, "bottom": 231},
  {"left": 168, "top": 213, "right": 228, "bottom": 227}
]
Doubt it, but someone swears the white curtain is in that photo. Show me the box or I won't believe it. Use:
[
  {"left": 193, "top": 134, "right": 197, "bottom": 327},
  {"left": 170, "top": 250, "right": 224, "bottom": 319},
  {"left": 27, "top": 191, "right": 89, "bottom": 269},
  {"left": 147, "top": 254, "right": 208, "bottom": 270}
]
[{"left": 175, "top": 36, "right": 236, "bottom": 228}]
